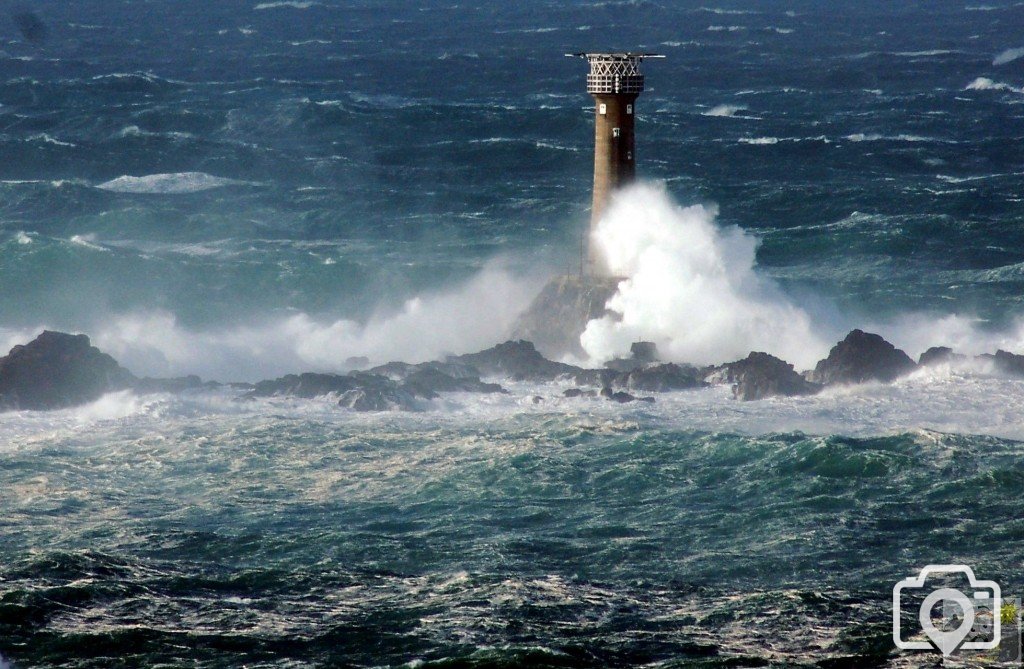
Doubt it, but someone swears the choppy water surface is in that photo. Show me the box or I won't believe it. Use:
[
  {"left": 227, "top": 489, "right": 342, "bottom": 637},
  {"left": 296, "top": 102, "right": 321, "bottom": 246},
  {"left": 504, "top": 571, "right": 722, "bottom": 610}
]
[{"left": 3, "top": 0, "right": 1024, "bottom": 666}]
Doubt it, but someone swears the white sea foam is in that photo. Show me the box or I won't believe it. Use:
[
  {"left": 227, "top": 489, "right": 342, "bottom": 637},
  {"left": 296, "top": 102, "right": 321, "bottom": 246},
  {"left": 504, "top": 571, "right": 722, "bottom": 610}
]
[
  {"left": 739, "top": 136, "right": 779, "bottom": 144},
  {"left": 88, "top": 261, "right": 543, "bottom": 380},
  {"left": 697, "top": 7, "right": 756, "bottom": 14},
  {"left": 68, "top": 234, "right": 108, "bottom": 252},
  {"left": 708, "top": 25, "right": 745, "bottom": 32},
  {"left": 965, "top": 77, "right": 1024, "bottom": 94},
  {"left": 254, "top": 1, "right": 320, "bottom": 9},
  {"left": 581, "top": 183, "right": 829, "bottom": 368},
  {"left": 28, "top": 133, "right": 76, "bottom": 147},
  {"left": 994, "top": 46, "right": 1024, "bottom": 65},
  {"left": 15, "top": 231, "right": 32, "bottom": 245},
  {"left": 96, "top": 172, "right": 257, "bottom": 194},
  {"left": 702, "top": 104, "right": 746, "bottom": 117},
  {"left": 115, "top": 125, "right": 195, "bottom": 140},
  {"left": 844, "top": 133, "right": 935, "bottom": 143}
]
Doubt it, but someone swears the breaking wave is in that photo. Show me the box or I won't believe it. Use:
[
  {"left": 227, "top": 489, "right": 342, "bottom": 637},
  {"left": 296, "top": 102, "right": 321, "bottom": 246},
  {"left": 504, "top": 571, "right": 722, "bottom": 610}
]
[{"left": 96, "top": 172, "right": 259, "bottom": 194}]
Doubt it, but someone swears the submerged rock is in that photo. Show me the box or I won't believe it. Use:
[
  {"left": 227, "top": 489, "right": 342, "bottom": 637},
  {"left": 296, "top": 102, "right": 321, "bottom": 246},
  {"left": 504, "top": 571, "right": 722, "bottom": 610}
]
[
  {"left": 808, "top": 330, "right": 917, "bottom": 386},
  {"left": 711, "top": 352, "right": 821, "bottom": 401},
  {"left": 0, "top": 331, "right": 134, "bottom": 411}
]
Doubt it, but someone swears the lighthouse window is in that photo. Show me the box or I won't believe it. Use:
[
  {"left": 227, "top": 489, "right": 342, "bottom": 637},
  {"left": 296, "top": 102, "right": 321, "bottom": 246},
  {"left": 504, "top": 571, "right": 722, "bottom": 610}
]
[
  {"left": 599, "top": 103, "right": 607, "bottom": 115},
  {"left": 626, "top": 104, "right": 633, "bottom": 115},
  {"left": 612, "top": 127, "right": 620, "bottom": 137}
]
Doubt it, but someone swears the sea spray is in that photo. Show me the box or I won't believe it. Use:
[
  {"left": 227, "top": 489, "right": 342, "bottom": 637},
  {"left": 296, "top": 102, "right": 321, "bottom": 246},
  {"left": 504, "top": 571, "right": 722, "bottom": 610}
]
[
  {"left": 581, "top": 182, "right": 829, "bottom": 368},
  {"left": 90, "top": 261, "right": 542, "bottom": 380}
]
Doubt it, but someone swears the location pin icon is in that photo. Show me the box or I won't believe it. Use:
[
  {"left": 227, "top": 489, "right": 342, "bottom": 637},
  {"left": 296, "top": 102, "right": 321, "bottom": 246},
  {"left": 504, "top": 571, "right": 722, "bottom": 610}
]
[{"left": 919, "top": 588, "right": 976, "bottom": 656}]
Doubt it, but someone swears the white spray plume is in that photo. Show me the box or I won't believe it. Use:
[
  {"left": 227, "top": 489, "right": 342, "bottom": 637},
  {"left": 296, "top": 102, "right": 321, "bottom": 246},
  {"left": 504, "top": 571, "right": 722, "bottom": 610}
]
[
  {"left": 90, "top": 262, "right": 540, "bottom": 381},
  {"left": 581, "top": 182, "right": 829, "bottom": 368}
]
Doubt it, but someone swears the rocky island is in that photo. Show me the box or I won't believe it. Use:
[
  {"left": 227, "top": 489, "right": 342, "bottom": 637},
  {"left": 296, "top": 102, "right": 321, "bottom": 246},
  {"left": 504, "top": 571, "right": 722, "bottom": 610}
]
[{"left": 1, "top": 327, "right": 1021, "bottom": 414}]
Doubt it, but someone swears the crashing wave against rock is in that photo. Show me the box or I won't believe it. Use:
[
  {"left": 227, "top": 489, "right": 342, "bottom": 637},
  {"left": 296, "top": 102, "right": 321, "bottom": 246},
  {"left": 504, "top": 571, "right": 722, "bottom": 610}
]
[{"left": 2, "top": 327, "right": 1016, "bottom": 413}]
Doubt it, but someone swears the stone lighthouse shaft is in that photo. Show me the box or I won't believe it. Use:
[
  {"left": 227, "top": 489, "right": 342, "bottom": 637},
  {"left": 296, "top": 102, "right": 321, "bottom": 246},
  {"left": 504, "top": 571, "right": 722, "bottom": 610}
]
[
  {"left": 569, "top": 52, "right": 663, "bottom": 275},
  {"left": 510, "top": 52, "right": 663, "bottom": 358}
]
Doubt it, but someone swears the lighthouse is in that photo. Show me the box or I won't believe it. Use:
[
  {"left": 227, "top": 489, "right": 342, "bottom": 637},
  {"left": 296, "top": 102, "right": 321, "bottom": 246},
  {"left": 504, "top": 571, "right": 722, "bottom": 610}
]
[
  {"left": 568, "top": 52, "right": 663, "bottom": 275},
  {"left": 511, "top": 52, "right": 664, "bottom": 357}
]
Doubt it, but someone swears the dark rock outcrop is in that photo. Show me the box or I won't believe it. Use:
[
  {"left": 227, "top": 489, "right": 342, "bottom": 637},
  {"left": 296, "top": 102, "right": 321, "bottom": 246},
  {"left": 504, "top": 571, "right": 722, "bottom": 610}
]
[
  {"left": 247, "top": 372, "right": 418, "bottom": 411},
  {"left": 918, "top": 346, "right": 964, "bottom": 367},
  {"left": 246, "top": 361, "right": 508, "bottom": 411},
  {"left": 710, "top": 352, "right": 821, "bottom": 401},
  {"left": 600, "top": 387, "right": 655, "bottom": 403},
  {"left": 605, "top": 341, "right": 660, "bottom": 373},
  {"left": 448, "top": 340, "right": 580, "bottom": 382},
  {"left": 617, "top": 362, "right": 705, "bottom": 392},
  {"left": 563, "top": 388, "right": 598, "bottom": 398},
  {"left": 134, "top": 375, "right": 219, "bottom": 394},
  {"left": 982, "top": 350, "right": 1024, "bottom": 377},
  {"left": 0, "top": 331, "right": 135, "bottom": 411},
  {"left": 402, "top": 366, "right": 506, "bottom": 397},
  {"left": 808, "top": 330, "right": 917, "bottom": 386},
  {"left": 511, "top": 274, "right": 621, "bottom": 358}
]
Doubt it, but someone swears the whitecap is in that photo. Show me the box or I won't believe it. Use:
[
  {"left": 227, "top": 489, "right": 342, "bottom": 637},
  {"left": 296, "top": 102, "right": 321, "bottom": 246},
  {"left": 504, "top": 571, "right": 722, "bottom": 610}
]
[
  {"left": 68, "top": 234, "right": 108, "bottom": 252},
  {"left": 254, "top": 1, "right": 320, "bottom": 9},
  {"left": 96, "top": 172, "right": 258, "bottom": 194},
  {"left": 28, "top": 133, "right": 76, "bottom": 147},
  {"left": 702, "top": 104, "right": 746, "bottom": 117},
  {"left": 994, "top": 46, "right": 1024, "bottom": 65},
  {"left": 966, "top": 77, "right": 1024, "bottom": 94},
  {"left": 844, "top": 133, "right": 936, "bottom": 143}
]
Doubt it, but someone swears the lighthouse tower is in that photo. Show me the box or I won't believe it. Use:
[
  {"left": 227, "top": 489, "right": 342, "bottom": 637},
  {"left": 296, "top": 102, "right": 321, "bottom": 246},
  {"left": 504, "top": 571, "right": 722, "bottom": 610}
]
[
  {"left": 568, "top": 52, "right": 662, "bottom": 275},
  {"left": 511, "top": 52, "right": 664, "bottom": 357}
]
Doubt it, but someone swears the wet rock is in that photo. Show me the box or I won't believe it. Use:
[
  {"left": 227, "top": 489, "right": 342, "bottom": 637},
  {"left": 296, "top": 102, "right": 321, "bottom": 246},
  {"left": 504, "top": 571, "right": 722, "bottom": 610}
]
[
  {"left": 448, "top": 340, "right": 580, "bottom": 382},
  {"left": 982, "top": 350, "right": 1024, "bottom": 377},
  {"left": 563, "top": 388, "right": 598, "bottom": 398},
  {"left": 711, "top": 352, "right": 821, "bottom": 401},
  {"left": 605, "top": 341, "right": 660, "bottom": 373},
  {"left": 247, "top": 371, "right": 418, "bottom": 411},
  {"left": 808, "top": 330, "right": 917, "bottom": 386},
  {"left": 618, "top": 363, "right": 705, "bottom": 392},
  {"left": 918, "top": 346, "right": 964, "bottom": 367},
  {"left": 370, "top": 360, "right": 481, "bottom": 381},
  {"left": 133, "top": 375, "right": 219, "bottom": 394},
  {"left": 511, "top": 274, "right": 621, "bottom": 358},
  {"left": 401, "top": 366, "right": 506, "bottom": 397},
  {"left": 600, "top": 386, "right": 645, "bottom": 403},
  {"left": 0, "top": 331, "right": 134, "bottom": 411},
  {"left": 338, "top": 386, "right": 415, "bottom": 412}
]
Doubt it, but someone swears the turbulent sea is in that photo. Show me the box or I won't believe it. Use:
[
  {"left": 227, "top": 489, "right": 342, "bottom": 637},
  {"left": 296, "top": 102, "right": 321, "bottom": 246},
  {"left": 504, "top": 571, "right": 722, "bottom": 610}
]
[{"left": 3, "top": 1, "right": 1024, "bottom": 666}]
